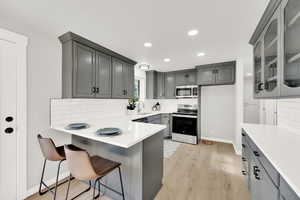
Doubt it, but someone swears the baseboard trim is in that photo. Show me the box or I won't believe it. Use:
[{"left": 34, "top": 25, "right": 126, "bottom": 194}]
[
  {"left": 25, "top": 171, "right": 70, "bottom": 199},
  {"left": 201, "top": 136, "right": 233, "bottom": 144}
]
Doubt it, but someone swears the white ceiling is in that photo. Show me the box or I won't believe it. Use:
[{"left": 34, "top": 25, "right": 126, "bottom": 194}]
[{"left": 0, "top": 0, "right": 269, "bottom": 72}]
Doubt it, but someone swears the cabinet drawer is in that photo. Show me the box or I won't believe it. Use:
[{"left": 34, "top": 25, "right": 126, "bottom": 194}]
[
  {"left": 280, "top": 177, "right": 300, "bottom": 200},
  {"left": 245, "top": 132, "right": 279, "bottom": 187}
]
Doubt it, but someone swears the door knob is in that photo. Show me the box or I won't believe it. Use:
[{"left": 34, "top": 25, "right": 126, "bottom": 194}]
[
  {"left": 4, "top": 127, "right": 14, "bottom": 134},
  {"left": 5, "top": 116, "right": 14, "bottom": 122}
]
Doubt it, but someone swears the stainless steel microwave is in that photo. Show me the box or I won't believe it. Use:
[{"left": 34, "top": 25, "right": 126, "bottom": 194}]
[{"left": 175, "top": 85, "right": 198, "bottom": 98}]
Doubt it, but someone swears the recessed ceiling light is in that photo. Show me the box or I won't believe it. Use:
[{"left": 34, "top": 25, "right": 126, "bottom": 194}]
[
  {"left": 197, "top": 52, "right": 205, "bottom": 57},
  {"left": 164, "top": 58, "right": 171, "bottom": 62},
  {"left": 139, "top": 63, "right": 150, "bottom": 70},
  {"left": 144, "top": 42, "right": 152, "bottom": 47},
  {"left": 188, "top": 29, "right": 199, "bottom": 36}
]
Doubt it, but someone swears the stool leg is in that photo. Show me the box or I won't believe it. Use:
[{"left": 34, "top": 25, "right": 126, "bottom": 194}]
[
  {"left": 118, "top": 167, "right": 125, "bottom": 200},
  {"left": 53, "top": 160, "right": 63, "bottom": 200},
  {"left": 65, "top": 174, "right": 72, "bottom": 200},
  {"left": 38, "top": 159, "right": 47, "bottom": 195}
]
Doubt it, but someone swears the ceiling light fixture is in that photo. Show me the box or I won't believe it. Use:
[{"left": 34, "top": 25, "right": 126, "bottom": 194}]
[
  {"left": 144, "top": 42, "right": 152, "bottom": 47},
  {"left": 197, "top": 52, "right": 205, "bottom": 57},
  {"left": 164, "top": 58, "right": 171, "bottom": 62},
  {"left": 188, "top": 29, "right": 199, "bottom": 36},
  {"left": 139, "top": 63, "right": 150, "bottom": 70}
]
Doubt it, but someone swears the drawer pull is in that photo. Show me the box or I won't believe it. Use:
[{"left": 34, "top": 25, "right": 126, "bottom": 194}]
[
  {"left": 242, "top": 132, "right": 246, "bottom": 136},
  {"left": 242, "top": 157, "right": 246, "bottom": 161},
  {"left": 242, "top": 170, "right": 247, "bottom": 176},
  {"left": 242, "top": 144, "right": 246, "bottom": 148}
]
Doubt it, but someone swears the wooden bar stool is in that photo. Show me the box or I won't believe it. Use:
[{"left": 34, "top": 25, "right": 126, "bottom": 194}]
[
  {"left": 64, "top": 144, "right": 125, "bottom": 200},
  {"left": 37, "top": 134, "right": 78, "bottom": 200}
]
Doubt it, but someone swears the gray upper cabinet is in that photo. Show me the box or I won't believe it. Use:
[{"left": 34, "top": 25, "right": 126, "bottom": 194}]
[
  {"left": 164, "top": 72, "right": 176, "bottom": 99},
  {"left": 250, "top": 0, "right": 300, "bottom": 98},
  {"left": 197, "top": 66, "right": 215, "bottom": 85},
  {"left": 281, "top": 0, "right": 300, "bottom": 97},
  {"left": 175, "top": 70, "right": 197, "bottom": 86},
  {"left": 157, "top": 72, "right": 165, "bottom": 98},
  {"left": 95, "top": 51, "right": 112, "bottom": 98},
  {"left": 146, "top": 71, "right": 157, "bottom": 99},
  {"left": 112, "top": 58, "right": 134, "bottom": 98},
  {"left": 215, "top": 63, "right": 235, "bottom": 85},
  {"left": 146, "top": 71, "right": 165, "bottom": 99},
  {"left": 196, "top": 61, "right": 236, "bottom": 86},
  {"left": 72, "top": 42, "right": 96, "bottom": 98},
  {"left": 59, "top": 32, "right": 136, "bottom": 99}
]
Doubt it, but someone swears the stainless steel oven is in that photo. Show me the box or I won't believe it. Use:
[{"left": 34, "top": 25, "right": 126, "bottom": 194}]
[
  {"left": 175, "top": 85, "right": 198, "bottom": 98},
  {"left": 172, "top": 104, "right": 198, "bottom": 144}
]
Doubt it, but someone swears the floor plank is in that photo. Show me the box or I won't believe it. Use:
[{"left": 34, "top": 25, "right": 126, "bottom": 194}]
[{"left": 26, "top": 142, "right": 250, "bottom": 200}]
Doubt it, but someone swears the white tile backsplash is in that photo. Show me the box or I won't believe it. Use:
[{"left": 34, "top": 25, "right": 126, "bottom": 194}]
[
  {"left": 277, "top": 98, "right": 300, "bottom": 131},
  {"left": 51, "top": 99, "right": 129, "bottom": 126}
]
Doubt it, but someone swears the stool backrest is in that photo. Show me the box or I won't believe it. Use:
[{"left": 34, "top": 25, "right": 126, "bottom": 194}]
[
  {"left": 64, "top": 144, "right": 98, "bottom": 181},
  {"left": 37, "top": 134, "right": 65, "bottom": 161}
]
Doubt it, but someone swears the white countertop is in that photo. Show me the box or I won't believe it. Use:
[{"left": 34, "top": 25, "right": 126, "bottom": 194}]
[
  {"left": 52, "top": 118, "right": 166, "bottom": 149},
  {"left": 243, "top": 123, "right": 300, "bottom": 197}
]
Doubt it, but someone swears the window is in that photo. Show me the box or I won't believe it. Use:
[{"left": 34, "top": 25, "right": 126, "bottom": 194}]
[{"left": 134, "top": 79, "right": 140, "bottom": 99}]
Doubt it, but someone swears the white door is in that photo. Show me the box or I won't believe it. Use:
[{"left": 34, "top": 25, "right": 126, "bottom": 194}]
[{"left": 0, "top": 39, "right": 18, "bottom": 199}]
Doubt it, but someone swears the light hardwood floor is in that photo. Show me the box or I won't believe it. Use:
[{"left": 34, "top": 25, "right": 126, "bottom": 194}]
[{"left": 26, "top": 142, "right": 250, "bottom": 200}]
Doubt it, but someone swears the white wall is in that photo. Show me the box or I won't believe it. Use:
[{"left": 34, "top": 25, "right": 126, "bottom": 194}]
[
  {"left": 200, "top": 85, "right": 236, "bottom": 143},
  {"left": 0, "top": 17, "right": 71, "bottom": 192},
  {"left": 244, "top": 78, "right": 260, "bottom": 124}
]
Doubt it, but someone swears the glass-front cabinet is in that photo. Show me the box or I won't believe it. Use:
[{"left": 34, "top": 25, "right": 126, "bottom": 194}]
[
  {"left": 263, "top": 14, "right": 280, "bottom": 97},
  {"left": 282, "top": 0, "right": 300, "bottom": 96},
  {"left": 250, "top": 0, "right": 300, "bottom": 98},
  {"left": 254, "top": 41, "right": 263, "bottom": 97}
]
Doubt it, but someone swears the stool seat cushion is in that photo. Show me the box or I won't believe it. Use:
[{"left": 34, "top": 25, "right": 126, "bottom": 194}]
[
  {"left": 56, "top": 145, "right": 66, "bottom": 159},
  {"left": 90, "top": 156, "right": 121, "bottom": 178}
]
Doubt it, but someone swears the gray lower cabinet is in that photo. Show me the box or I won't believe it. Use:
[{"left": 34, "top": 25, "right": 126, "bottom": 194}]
[
  {"left": 72, "top": 42, "right": 96, "bottom": 98},
  {"left": 59, "top": 32, "right": 136, "bottom": 99},
  {"left": 196, "top": 61, "right": 236, "bottom": 86},
  {"left": 161, "top": 114, "right": 171, "bottom": 138},
  {"left": 112, "top": 58, "right": 134, "bottom": 98},
  {"left": 175, "top": 69, "right": 197, "bottom": 86},
  {"left": 242, "top": 130, "right": 299, "bottom": 200},
  {"left": 164, "top": 72, "right": 176, "bottom": 99}
]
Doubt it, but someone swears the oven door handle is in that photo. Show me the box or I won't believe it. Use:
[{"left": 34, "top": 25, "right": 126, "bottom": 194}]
[{"left": 172, "top": 114, "right": 198, "bottom": 118}]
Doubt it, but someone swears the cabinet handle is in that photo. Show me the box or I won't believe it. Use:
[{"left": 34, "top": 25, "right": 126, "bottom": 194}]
[
  {"left": 242, "top": 144, "right": 246, "bottom": 148},
  {"left": 253, "top": 166, "right": 260, "bottom": 180},
  {"left": 242, "top": 170, "right": 247, "bottom": 176},
  {"left": 96, "top": 87, "right": 99, "bottom": 93},
  {"left": 91, "top": 87, "right": 96, "bottom": 94},
  {"left": 242, "top": 157, "right": 246, "bottom": 161},
  {"left": 258, "top": 83, "right": 264, "bottom": 91},
  {"left": 253, "top": 151, "right": 260, "bottom": 157},
  {"left": 123, "top": 90, "right": 126, "bottom": 95},
  {"left": 241, "top": 132, "right": 246, "bottom": 136}
]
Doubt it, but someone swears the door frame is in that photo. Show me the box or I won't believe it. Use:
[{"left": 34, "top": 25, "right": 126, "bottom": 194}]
[{"left": 0, "top": 28, "right": 28, "bottom": 199}]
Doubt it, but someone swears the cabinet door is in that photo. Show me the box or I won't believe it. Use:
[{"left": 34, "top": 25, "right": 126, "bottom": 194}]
[
  {"left": 281, "top": 0, "right": 300, "bottom": 96},
  {"left": 123, "top": 63, "right": 134, "bottom": 98},
  {"left": 146, "top": 71, "right": 157, "bottom": 99},
  {"left": 112, "top": 58, "right": 124, "bottom": 98},
  {"left": 176, "top": 70, "right": 196, "bottom": 86},
  {"left": 73, "top": 42, "right": 96, "bottom": 98},
  {"left": 157, "top": 72, "right": 165, "bottom": 98},
  {"left": 95, "top": 52, "right": 111, "bottom": 98},
  {"left": 262, "top": 10, "right": 280, "bottom": 98},
  {"left": 164, "top": 72, "right": 176, "bottom": 99},
  {"left": 215, "top": 62, "right": 235, "bottom": 85},
  {"left": 254, "top": 41, "right": 264, "bottom": 98},
  {"left": 197, "top": 67, "right": 215, "bottom": 85}
]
